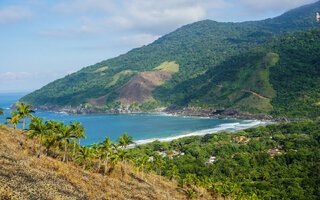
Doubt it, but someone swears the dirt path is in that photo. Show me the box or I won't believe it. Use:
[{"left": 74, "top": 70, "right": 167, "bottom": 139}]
[{"left": 241, "top": 89, "right": 270, "bottom": 99}]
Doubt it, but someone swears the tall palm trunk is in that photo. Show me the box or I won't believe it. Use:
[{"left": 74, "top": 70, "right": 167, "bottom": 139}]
[
  {"left": 11, "top": 127, "right": 15, "bottom": 136},
  {"left": 19, "top": 118, "right": 26, "bottom": 146},
  {"left": 37, "top": 135, "right": 42, "bottom": 158},
  {"left": 63, "top": 140, "right": 67, "bottom": 162},
  {"left": 124, "top": 160, "right": 127, "bottom": 177},
  {"left": 120, "top": 165, "right": 123, "bottom": 180},
  {"left": 73, "top": 140, "right": 76, "bottom": 157},
  {"left": 104, "top": 154, "right": 108, "bottom": 176},
  {"left": 98, "top": 156, "right": 101, "bottom": 172},
  {"left": 141, "top": 165, "right": 144, "bottom": 180}
]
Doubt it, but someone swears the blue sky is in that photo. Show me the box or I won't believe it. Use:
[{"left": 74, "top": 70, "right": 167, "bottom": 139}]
[{"left": 0, "top": 0, "right": 317, "bottom": 92}]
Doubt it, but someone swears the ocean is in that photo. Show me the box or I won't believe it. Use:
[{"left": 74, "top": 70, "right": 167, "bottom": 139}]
[{"left": 0, "top": 92, "right": 268, "bottom": 146}]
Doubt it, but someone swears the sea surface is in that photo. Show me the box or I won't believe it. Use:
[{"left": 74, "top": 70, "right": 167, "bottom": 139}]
[{"left": 0, "top": 92, "right": 268, "bottom": 146}]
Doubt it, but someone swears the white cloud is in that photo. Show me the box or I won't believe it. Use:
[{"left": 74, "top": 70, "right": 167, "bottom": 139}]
[
  {"left": 53, "top": 0, "right": 116, "bottom": 14},
  {"left": 46, "top": 0, "right": 230, "bottom": 37},
  {"left": 116, "top": 34, "right": 161, "bottom": 47},
  {"left": 0, "top": 72, "right": 35, "bottom": 80},
  {"left": 0, "top": 6, "right": 33, "bottom": 24},
  {"left": 240, "top": 0, "right": 318, "bottom": 13},
  {"left": 39, "top": 0, "right": 319, "bottom": 40}
]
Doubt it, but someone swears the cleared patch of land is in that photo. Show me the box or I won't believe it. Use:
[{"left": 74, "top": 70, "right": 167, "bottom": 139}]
[
  {"left": 94, "top": 66, "right": 109, "bottom": 73},
  {"left": 88, "top": 93, "right": 110, "bottom": 107},
  {"left": 153, "top": 61, "right": 179, "bottom": 73},
  {"left": 117, "top": 71, "right": 174, "bottom": 104}
]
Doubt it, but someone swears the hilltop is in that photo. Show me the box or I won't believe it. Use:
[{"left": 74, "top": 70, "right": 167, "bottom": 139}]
[
  {"left": 19, "top": 1, "right": 320, "bottom": 119},
  {"left": 0, "top": 124, "right": 196, "bottom": 200}
]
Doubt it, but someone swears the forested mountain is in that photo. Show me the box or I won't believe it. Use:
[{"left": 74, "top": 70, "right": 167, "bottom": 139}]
[
  {"left": 20, "top": 1, "right": 320, "bottom": 118},
  {"left": 162, "top": 29, "right": 320, "bottom": 119}
]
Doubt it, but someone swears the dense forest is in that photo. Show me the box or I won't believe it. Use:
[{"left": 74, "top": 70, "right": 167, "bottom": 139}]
[
  {"left": 20, "top": 1, "right": 320, "bottom": 119},
  {"left": 161, "top": 28, "right": 320, "bottom": 119},
  {"left": 130, "top": 120, "right": 320, "bottom": 199}
]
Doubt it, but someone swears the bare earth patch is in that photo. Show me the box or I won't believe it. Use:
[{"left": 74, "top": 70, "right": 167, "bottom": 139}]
[
  {"left": 117, "top": 71, "right": 174, "bottom": 104},
  {"left": 88, "top": 93, "right": 110, "bottom": 107}
]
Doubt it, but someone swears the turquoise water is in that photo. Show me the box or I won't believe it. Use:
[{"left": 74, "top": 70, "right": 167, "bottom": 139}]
[{"left": 0, "top": 92, "right": 267, "bottom": 145}]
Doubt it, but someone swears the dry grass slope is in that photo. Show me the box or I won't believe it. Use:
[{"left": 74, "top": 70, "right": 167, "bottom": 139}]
[{"left": 0, "top": 124, "right": 192, "bottom": 200}]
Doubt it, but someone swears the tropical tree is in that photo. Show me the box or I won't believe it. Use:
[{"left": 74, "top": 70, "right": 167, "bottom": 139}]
[
  {"left": 100, "top": 136, "right": 114, "bottom": 176},
  {"left": 59, "top": 123, "right": 72, "bottom": 162},
  {"left": 91, "top": 142, "right": 103, "bottom": 171},
  {"left": 16, "top": 103, "right": 34, "bottom": 145},
  {"left": 43, "top": 120, "right": 57, "bottom": 154},
  {"left": 186, "top": 189, "right": 197, "bottom": 200},
  {"left": 111, "top": 148, "right": 133, "bottom": 180},
  {"left": 28, "top": 117, "right": 47, "bottom": 158},
  {"left": 5, "top": 110, "right": 20, "bottom": 136},
  {"left": 154, "top": 156, "right": 165, "bottom": 181},
  {"left": 166, "top": 164, "right": 179, "bottom": 181},
  {"left": 117, "top": 133, "right": 134, "bottom": 176},
  {"left": 70, "top": 121, "right": 86, "bottom": 157},
  {"left": 76, "top": 146, "right": 94, "bottom": 170},
  {"left": 136, "top": 154, "right": 149, "bottom": 180},
  {"left": 117, "top": 132, "right": 134, "bottom": 149}
]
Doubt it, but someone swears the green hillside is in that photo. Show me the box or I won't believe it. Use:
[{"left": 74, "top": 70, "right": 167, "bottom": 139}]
[
  {"left": 20, "top": 1, "right": 320, "bottom": 118},
  {"left": 161, "top": 29, "right": 320, "bottom": 119}
]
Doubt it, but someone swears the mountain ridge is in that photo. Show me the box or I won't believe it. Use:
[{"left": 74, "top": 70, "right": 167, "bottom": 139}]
[{"left": 19, "top": 1, "right": 320, "bottom": 119}]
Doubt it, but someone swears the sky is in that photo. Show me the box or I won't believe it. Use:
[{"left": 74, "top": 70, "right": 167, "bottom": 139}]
[{"left": 0, "top": 0, "right": 318, "bottom": 92}]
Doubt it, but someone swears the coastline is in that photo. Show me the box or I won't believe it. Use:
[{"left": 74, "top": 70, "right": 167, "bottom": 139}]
[
  {"left": 14, "top": 104, "right": 303, "bottom": 123},
  {"left": 131, "top": 120, "right": 271, "bottom": 146}
]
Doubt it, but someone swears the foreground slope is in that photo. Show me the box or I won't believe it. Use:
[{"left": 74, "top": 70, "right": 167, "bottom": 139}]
[
  {"left": 20, "top": 1, "right": 320, "bottom": 117},
  {"left": 0, "top": 125, "right": 185, "bottom": 200}
]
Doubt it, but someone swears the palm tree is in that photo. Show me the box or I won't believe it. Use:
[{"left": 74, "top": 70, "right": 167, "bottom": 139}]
[
  {"left": 70, "top": 121, "right": 86, "bottom": 157},
  {"left": 76, "top": 146, "right": 94, "bottom": 170},
  {"left": 100, "top": 137, "right": 114, "bottom": 176},
  {"left": 5, "top": 110, "right": 20, "bottom": 136},
  {"left": 166, "top": 164, "right": 179, "bottom": 181},
  {"left": 42, "top": 120, "right": 59, "bottom": 156},
  {"left": 154, "top": 156, "right": 165, "bottom": 181},
  {"left": 117, "top": 132, "right": 134, "bottom": 176},
  {"left": 28, "top": 117, "right": 47, "bottom": 158},
  {"left": 16, "top": 103, "right": 34, "bottom": 145},
  {"left": 117, "top": 132, "right": 134, "bottom": 149},
  {"left": 59, "top": 123, "right": 72, "bottom": 162},
  {"left": 137, "top": 154, "right": 149, "bottom": 180},
  {"left": 91, "top": 142, "right": 103, "bottom": 171},
  {"left": 54, "top": 121, "right": 64, "bottom": 157},
  {"left": 0, "top": 108, "right": 4, "bottom": 116},
  {"left": 111, "top": 148, "right": 133, "bottom": 180}
]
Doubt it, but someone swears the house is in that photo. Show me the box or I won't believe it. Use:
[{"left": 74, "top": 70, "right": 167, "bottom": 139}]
[
  {"left": 206, "top": 156, "right": 216, "bottom": 164},
  {"left": 232, "top": 136, "right": 251, "bottom": 144},
  {"left": 268, "top": 146, "right": 283, "bottom": 157}
]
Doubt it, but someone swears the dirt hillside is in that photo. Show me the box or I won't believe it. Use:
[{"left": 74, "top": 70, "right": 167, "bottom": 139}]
[
  {"left": 117, "top": 71, "right": 174, "bottom": 105},
  {"left": 0, "top": 124, "right": 186, "bottom": 200}
]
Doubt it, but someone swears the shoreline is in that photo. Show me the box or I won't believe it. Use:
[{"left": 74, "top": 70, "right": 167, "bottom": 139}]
[
  {"left": 131, "top": 120, "right": 272, "bottom": 146},
  {"left": 16, "top": 104, "right": 304, "bottom": 123}
]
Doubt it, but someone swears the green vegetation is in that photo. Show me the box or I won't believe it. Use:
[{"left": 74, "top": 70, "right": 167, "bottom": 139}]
[
  {"left": 157, "top": 28, "right": 320, "bottom": 118},
  {"left": 154, "top": 61, "right": 179, "bottom": 72},
  {"left": 130, "top": 120, "right": 320, "bottom": 199},
  {"left": 4, "top": 103, "right": 320, "bottom": 199},
  {"left": 19, "top": 1, "right": 320, "bottom": 119}
]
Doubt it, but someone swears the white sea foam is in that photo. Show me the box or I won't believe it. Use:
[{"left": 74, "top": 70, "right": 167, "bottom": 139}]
[{"left": 132, "top": 120, "right": 270, "bottom": 146}]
